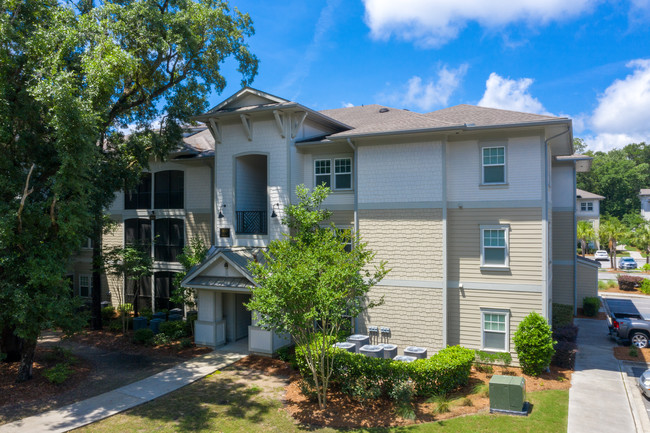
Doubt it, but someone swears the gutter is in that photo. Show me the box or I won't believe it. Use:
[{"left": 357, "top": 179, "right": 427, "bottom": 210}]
[{"left": 442, "top": 138, "right": 448, "bottom": 348}]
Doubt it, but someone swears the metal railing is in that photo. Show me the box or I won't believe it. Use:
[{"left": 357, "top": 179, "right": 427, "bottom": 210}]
[{"left": 236, "top": 210, "right": 267, "bottom": 234}]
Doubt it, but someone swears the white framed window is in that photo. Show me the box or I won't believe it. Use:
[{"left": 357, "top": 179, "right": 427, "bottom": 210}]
[
  {"left": 314, "top": 158, "right": 353, "bottom": 190},
  {"left": 580, "top": 202, "right": 593, "bottom": 212},
  {"left": 481, "top": 309, "right": 510, "bottom": 352},
  {"left": 481, "top": 146, "right": 506, "bottom": 184},
  {"left": 480, "top": 225, "right": 509, "bottom": 268},
  {"left": 314, "top": 159, "right": 331, "bottom": 188},
  {"left": 79, "top": 274, "right": 92, "bottom": 298},
  {"left": 334, "top": 158, "right": 352, "bottom": 190},
  {"left": 334, "top": 226, "right": 353, "bottom": 252}
]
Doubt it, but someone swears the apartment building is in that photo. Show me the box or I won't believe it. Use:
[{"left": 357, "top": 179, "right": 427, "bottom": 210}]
[{"left": 97, "top": 87, "right": 596, "bottom": 359}]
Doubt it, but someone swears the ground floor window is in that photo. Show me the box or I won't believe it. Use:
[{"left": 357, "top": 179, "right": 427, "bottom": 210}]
[
  {"left": 79, "top": 274, "right": 92, "bottom": 298},
  {"left": 154, "top": 271, "right": 183, "bottom": 312},
  {"left": 481, "top": 309, "right": 509, "bottom": 352}
]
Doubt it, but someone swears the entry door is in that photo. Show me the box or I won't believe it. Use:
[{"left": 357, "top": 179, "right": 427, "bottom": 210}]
[{"left": 235, "top": 294, "right": 251, "bottom": 340}]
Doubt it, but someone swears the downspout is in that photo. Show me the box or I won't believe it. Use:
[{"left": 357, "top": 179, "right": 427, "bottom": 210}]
[
  {"left": 543, "top": 126, "right": 570, "bottom": 321},
  {"left": 573, "top": 162, "right": 578, "bottom": 315},
  {"left": 347, "top": 138, "right": 359, "bottom": 332},
  {"left": 209, "top": 161, "right": 216, "bottom": 246},
  {"left": 442, "top": 139, "right": 448, "bottom": 348}
]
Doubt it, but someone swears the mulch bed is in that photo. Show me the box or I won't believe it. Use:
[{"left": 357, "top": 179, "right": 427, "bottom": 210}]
[
  {"left": 65, "top": 329, "right": 212, "bottom": 359},
  {"left": 0, "top": 347, "right": 91, "bottom": 408},
  {"left": 599, "top": 286, "right": 650, "bottom": 296},
  {"left": 236, "top": 355, "right": 572, "bottom": 429},
  {"left": 575, "top": 308, "right": 607, "bottom": 320},
  {"left": 614, "top": 346, "right": 650, "bottom": 362}
]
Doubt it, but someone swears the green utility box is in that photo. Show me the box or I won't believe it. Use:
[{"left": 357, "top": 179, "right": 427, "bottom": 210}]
[{"left": 489, "top": 375, "right": 528, "bottom": 415}]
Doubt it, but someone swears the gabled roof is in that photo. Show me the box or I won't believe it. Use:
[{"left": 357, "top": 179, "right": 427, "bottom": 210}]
[
  {"left": 181, "top": 247, "right": 265, "bottom": 290},
  {"left": 640, "top": 189, "right": 650, "bottom": 196},
  {"left": 427, "top": 104, "right": 564, "bottom": 127},
  {"left": 208, "top": 87, "right": 288, "bottom": 113},
  {"left": 576, "top": 188, "right": 604, "bottom": 200}
]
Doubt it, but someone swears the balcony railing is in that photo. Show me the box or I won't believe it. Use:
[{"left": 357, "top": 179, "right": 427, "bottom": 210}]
[{"left": 236, "top": 211, "right": 267, "bottom": 234}]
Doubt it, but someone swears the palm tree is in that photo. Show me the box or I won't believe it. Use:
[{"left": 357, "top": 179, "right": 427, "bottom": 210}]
[
  {"left": 632, "top": 224, "right": 650, "bottom": 265},
  {"left": 577, "top": 221, "right": 596, "bottom": 257},
  {"left": 599, "top": 217, "right": 627, "bottom": 270}
]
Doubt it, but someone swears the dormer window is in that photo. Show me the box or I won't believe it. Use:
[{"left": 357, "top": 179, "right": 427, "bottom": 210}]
[{"left": 482, "top": 146, "right": 506, "bottom": 184}]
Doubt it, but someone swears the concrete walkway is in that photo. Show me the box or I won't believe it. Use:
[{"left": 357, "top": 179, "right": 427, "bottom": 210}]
[
  {"left": 0, "top": 348, "right": 246, "bottom": 433},
  {"left": 568, "top": 318, "right": 642, "bottom": 433}
]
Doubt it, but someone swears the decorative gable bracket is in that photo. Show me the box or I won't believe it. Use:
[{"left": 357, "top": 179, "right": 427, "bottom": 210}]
[
  {"left": 273, "top": 110, "right": 285, "bottom": 138},
  {"left": 208, "top": 118, "right": 222, "bottom": 144},
  {"left": 240, "top": 114, "right": 252, "bottom": 141},
  {"left": 291, "top": 111, "right": 307, "bottom": 139}
]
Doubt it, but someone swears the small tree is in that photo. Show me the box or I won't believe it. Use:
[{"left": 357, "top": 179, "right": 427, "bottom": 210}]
[
  {"left": 513, "top": 312, "right": 555, "bottom": 376},
  {"left": 246, "top": 185, "right": 388, "bottom": 409},
  {"left": 103, "top": 244, "right": 153, "bottom": 333},
  {"left": 599, "top": 217, "right": 627, "bottom": 269},
  {"left": 577, "top": 221, "right": 596, "bottom": 257},
  {"left": 632, "top": 224, "right": 650, "bottom": 265},
  {"left": 172, "top": 236, "right": 209, "bottom": 315}
]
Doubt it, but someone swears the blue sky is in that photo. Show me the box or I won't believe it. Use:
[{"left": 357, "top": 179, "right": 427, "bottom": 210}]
[{"left": 213, "top": 0, "right": 650, "bottom": 152}]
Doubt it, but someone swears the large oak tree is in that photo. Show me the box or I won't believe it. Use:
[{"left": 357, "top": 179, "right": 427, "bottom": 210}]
[{"left": 0, "top": 0, "right": 257, "bottom": 381}]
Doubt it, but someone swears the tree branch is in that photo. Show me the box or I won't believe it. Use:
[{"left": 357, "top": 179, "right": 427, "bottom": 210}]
[{"left": 17, "top": 163, "right": 35, "bottom": 234}]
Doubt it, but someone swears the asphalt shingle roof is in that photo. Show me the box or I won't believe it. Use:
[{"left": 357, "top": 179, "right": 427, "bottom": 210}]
[
  {"left": 640, "top": 189, "right": 650, "bottom": 196},
  {"left": 427, "top": 104, "right": 564, "bottom": 127},
  {"left": 576, "top": 188, "right": 605, "bottom": 200}
]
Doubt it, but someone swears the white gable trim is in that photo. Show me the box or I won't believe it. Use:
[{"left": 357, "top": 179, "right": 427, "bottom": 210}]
[
  {"left": 210, "top": 87, "right": 288, "bottom": 112},
  {"left": 181, "top": 250, "right": 256, "bottom": 287}
]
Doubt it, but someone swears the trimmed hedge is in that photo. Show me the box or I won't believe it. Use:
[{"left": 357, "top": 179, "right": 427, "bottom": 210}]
[
  {"left": 617, "top": 275, "right": 644, "bottom": 291},
  {"left": 552, "top": 341, "right": 577, "bottom": 369},
  {"left": 552, "top": 303, "right": 574, "bottom": 329},
  {"left": 159, "top": 320, "right": 190, "bottom": 340},
  {"left": 582, "top": 297, "right": 600, "bottom": 317},
  {"left": 553, "top": 324, "right": 579, "bottom": 343},
  {"left": 296, "top": 343, "right": 474, "bottom": 398}
]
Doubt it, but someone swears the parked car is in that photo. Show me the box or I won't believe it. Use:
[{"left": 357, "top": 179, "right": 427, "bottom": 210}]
[
  {"left": 639, "top": 369, "right": 650, "bottom": 398},
  {"left": 594, "top": 250, "right": 609, "bottom": 261},
  {"left": 603, "top": 297, "right": 650, "bottom": 348},
  {"left": 619, "top": 257, "right": 638, "bottom": 270}
]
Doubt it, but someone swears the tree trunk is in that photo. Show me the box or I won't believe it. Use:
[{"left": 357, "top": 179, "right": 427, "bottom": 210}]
[
  {"left": 16, "top": 338, "right": 36, "bottom": 382},
  {"left": 581, "top": 240, "right": 586, "bottom": 257},
  {"left": 91, "top": 213, "right": 103, "bottom": 330},
  {"left": 0, "top": 326, "right": 23, "bottom": 362}
]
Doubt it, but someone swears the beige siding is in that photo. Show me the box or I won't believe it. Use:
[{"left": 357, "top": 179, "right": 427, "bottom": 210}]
[
  {"left": 186, "top": 212, "right": 211, "bottom": 245},
  {"left": 361, "top": 285, "right": 444, "bottom": 353},
  {"left": 102, "top": 215, "right": 124, "bottom": 305},
  {"left": 359, "top": 208, "right": 443, "bottom": 281},
  {"left": 552, "top": 264, "right": 574, "bottom": 306},
  {"left": 552, "top": 211, "right": 574, "bottom": 262},
  {"left": 447, "top": 208, "right": 542, "bottom": 284},
  {"left": 577, "top": 261, "right": 598, "bottom": 305},
  {"left": 447, "top": 288, "right": 543, "bottom": 363}
]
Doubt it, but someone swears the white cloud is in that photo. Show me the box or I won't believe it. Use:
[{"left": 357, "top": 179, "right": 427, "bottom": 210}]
[
  {"left": 342, "top": 101, "right": 354, "bottom": 108},
  {"left": 362, "top": 0, "right": 593, "bottom": 47},
  {"left": 383, "top": 64, "right": 468, "bottom": 111},
  {"left": 582, "top": 133, "right": 647, "bottom": 152},
  {"left": 478, "top": 73, "right": 551, "bottom": 115}
]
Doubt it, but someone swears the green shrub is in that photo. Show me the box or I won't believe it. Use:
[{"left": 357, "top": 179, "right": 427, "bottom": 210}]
[
  {"left": 153, "top": 333, "right": 173, "bottom": 346},
  {"left": 552, "top": 303, "right": 574, "bottom": 329},
  {"left": 139, "top": 308, "right": 153, "bottom": 321},
  {"left": 598, "top": 280, "right": 607, "bottom": 290},
  {"left": 640, "top": 279, "right": 650, "bottom": 295},
  {"left": 629, "top": 346, "right": 639, "bottom": 357},
  {"left": 43, "top": 363, "right": 73, "bottom": 384},
  {"left": 608, "top": 280, "right": 618, "bottom": 289},
  {"left": 133, "top": 328, "right": 154, "bottom": 345},
  {"left": 475, "top": 350, "right": 512, "bottom": 366},
  {"left": 617, "top": 275, "right": 644, "bottom": 291},
  {"left": 118, "top": 303, "right": 133, "bottom": 314},
  {"left": 101, "top": 306, "right": 116, "bottom": 322},
  {"left": 159, "top": 320, "right": 190, "bottom": 340},
  {"left": 430, "top": 394, "right": 451, "bottom": 414},
  {"left": 0, "top": 352, "right": 6, "bottom": 362},
  {"left": 389, "top": 380, "right": 416, "bottom": 420},
  {"left": 108, "top": 319, "right": 122, "bottom": 333},
  {"left": 643, "top": 264, "right": 650, "bottom": 272},
  {"left": 514, "top": 312, "right": 555, "bottom": 376},
  {"left": 180, "top": 337, "right": 193, "bottom": 349},
  {"left": 583, "top": 297, "right": 601, "bottom": 317}
]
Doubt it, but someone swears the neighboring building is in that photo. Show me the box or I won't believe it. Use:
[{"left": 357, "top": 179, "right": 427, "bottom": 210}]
[
  {"left": 576, "top": 188, "right": 604, "bottom": 231},
  {"left": 640, "top": 189, "right": 650, "bottom": 221},
  {"left": 95, "top": 87, "right": 597, "bottom": 360}
]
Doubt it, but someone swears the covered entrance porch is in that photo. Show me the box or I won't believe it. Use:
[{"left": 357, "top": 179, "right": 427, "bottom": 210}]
[{"left": 181, "top": 247, "right": 291, "bottom": 356}]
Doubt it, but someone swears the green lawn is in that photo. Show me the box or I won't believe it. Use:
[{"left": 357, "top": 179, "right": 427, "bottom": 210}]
[{"left": 72, "top": 368, "right": 569, "bottom": 433}]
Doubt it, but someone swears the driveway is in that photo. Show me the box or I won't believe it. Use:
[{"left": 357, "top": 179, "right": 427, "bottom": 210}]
[{"left": 568, "top": 318, "right": 650, "bottom": 433}]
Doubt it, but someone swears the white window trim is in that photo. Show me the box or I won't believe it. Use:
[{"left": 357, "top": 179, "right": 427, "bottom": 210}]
[
  {"left": 481, "top": 308, "right": 510, "bottom": 353},
  {"left": 79, "top": 274, "right": 92, "bottom": 298},
  {"left": 481, "top": 145, "right": 507, "bottom": 185},
  {"left": 313, "top": 157, "right": 353, "bottom": 191},
  {"left": 333, "top": 157, "right": 353, "bottom": 191},
  {"left": 480, "top": 224, "right": 510, "bottom": 269}
]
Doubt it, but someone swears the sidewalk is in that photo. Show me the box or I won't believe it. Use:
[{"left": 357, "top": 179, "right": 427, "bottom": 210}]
[
  {"left": 568, "top": 318, "right": 643, "bottom": 433},
  {"left": 0, "top": 348, "right": 246, "bottom": 433}
]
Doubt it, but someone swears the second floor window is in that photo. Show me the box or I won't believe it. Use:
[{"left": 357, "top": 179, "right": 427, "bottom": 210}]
[
  {"left": 154, "top": 218, "right": 184, "bottom": 262},
  {"left": 124, "top": 218, "right": 152, "bottom": 255},
  {"left": 482, "top": 146, "right": 505, "bottom": 184},
  {"left": 580, "top": 202, "right": 593, "bottom": 211},
  {"left": 314, "top": 158, "right": 353, "bottom": 190},
  {"left": 125, "top": 173, "right": 152, "bottom": 209},
  {"left": 155, "top": 170, "right": 184, "bottom": 209}
]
